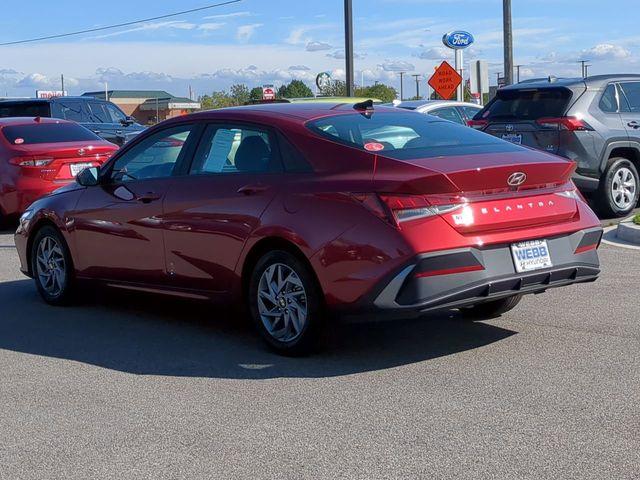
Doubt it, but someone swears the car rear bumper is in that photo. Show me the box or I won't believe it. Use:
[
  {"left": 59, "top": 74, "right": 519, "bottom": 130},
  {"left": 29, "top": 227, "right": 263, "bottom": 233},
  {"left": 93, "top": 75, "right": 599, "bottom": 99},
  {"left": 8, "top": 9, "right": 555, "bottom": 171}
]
[
  {"left": 337, "top": 227, "right": 602, "bottom": 321},
  {"left": 572, "top": 172, "right": 600, "bottom": 192}
]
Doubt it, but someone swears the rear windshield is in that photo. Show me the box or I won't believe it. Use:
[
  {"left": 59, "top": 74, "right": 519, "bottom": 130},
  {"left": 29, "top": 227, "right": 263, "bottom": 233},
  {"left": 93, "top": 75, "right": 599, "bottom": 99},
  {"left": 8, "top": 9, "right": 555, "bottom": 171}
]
[
  {"left": 2, "top": 123, "right": 101, "bottom": 145},
  {"left": 307, "top": 111, "right": 513, "bottom": 159},
  {"left": 479, "top": 88, "right": 572, "bottom": 121},
  {"left": 0, "top": 102, "right": 50, "bottom": 118}
]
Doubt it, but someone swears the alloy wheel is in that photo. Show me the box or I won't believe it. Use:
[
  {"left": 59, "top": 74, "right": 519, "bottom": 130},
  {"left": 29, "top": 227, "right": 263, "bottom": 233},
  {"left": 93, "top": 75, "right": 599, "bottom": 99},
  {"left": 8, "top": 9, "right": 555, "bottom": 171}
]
[
  {"left": 257, "top": 263, "right": 308, "bottom": 342},
  {"left": 35, "top": 235, "right": 66, "bottom": 298},
  {"left": 611, "top": 167, "right": 637, "bottom": 210}
]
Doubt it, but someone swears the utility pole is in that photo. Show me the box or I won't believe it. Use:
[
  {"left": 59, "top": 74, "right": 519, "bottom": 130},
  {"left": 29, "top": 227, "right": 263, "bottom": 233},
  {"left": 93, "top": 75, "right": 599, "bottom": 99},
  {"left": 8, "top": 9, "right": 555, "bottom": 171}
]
[
  {"left": 503, "top": 0, "right": 513, "bottom": 85},
  {"left": 61, "top": 74, "right": 65, "bottom": 95},
  {"left": 399, "top": 72, "right": 405, "bottom": 100},
  {"left": 515, "top": 64, "right": 523, "bottom": 83},
  {"left": 412, "top": 74, "right": 421, "bottom": 99},
  {"left": 578, "top": 60, "right": 589, "bottom": 78},
  {"left": 584, "top": 64, "right": 591, "bottom": 78},
  {"left": 344, "top": 0, "right": 354, "bottom": 97}
]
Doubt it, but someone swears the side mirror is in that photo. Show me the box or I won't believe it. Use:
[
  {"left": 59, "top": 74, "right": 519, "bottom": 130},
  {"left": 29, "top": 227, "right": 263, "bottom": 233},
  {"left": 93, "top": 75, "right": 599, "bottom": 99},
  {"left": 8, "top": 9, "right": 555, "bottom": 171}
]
[
  {"left": 76, "top": 166, "right": 100, "bottom": 187},
  {"left": 121, "top": 116, "right": 135, "bottom": 126}
]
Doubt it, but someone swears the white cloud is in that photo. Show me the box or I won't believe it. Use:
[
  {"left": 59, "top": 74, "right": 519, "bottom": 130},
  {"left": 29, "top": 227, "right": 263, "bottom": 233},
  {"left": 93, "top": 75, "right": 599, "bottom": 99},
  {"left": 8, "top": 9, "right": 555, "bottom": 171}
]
[
  {"left": 379, "top": 60, "right": 415, "bottom": 72},
  {"left": 17, "top": 72, "right": 78, "bottom": 89},
  {"left": 236, "top": 23, "right": 263, "bottom": 42},
  {"left": 581, "top": 43, "right": 631, "bottom": 60},
  {"left": 306, "top": 41, "right": 332, "bottom": 52},
  {"left": 203, "top": 11, "right": 251, "bottom": 20},
  {"left": 289, "top": 65, "right": 311, "bottom": 71},
  {"left": 326, "top": 50, "right": 366, "bottom": 60},
  {"left": 198, "top": 23, "right": 226, "bottom": 32},
  {"left": 91, "top": 21, "right": 196, "bottom": 39},
  {"left": 416, "top": 46, "right": 449, "bottom": 60}
]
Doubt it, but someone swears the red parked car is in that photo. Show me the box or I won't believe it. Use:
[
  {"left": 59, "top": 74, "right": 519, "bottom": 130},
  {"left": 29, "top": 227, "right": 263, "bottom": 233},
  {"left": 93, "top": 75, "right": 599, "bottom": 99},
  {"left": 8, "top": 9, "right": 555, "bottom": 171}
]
[
  {"left": 14, "top": 102, "right": 603, "bottom": 354},
  {"left": 0, "top": 117, "right": 117, "bottom": 222}
]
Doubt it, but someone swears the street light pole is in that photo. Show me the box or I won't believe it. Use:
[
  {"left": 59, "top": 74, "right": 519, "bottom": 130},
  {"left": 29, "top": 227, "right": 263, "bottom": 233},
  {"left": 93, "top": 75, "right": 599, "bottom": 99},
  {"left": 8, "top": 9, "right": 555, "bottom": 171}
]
[
  {"left": 412, "top": 74, "right": 421, "bottom": 99},
  {"left": 399, "top": 72, "right": 405, "bottom": 101},
  {"left": 578, "top": 60, "right": 590, "bottom": 78},
  {"left": 515, "top": 64, "right": 522, "bottom": 83},
  {"left": 344, "top": 0, "right": 354, "bottom": 97},
  {"left": 503, "top": 0, "right": 513, "bottom": 85}
]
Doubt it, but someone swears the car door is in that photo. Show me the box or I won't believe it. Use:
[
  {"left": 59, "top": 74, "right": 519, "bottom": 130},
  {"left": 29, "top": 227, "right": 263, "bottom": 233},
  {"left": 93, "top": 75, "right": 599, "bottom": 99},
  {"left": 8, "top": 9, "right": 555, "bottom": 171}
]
[
  {"left": 71, "top": 123, "right": 201, "bottom": 285},
  {"left": 427, "top": 106, "right": 466, "bottom": 125},
  {"left": 618, "top": 81, "right": 640, "bottom": 143},
  {"left": 85, "top": 100, "right": 121, "bottom": 145},
  {"left": 162, "top": 122, "right": 284, "bottom": 293}
]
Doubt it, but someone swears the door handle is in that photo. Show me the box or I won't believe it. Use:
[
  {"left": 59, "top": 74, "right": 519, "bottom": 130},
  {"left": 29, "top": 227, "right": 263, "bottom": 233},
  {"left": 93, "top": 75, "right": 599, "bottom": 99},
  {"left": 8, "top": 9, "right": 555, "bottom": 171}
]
[
  {"left": 628, "top": 121, "right": 640, "bottom": 129},
  {"left": 237, "top": 184, "right": 270, "bottom": 196},
  {"left": 136, "top": 192, "right": 161, "bottom": 203},
  {"left": 116, "top": 130, "right": 123, "bottom": 135}
]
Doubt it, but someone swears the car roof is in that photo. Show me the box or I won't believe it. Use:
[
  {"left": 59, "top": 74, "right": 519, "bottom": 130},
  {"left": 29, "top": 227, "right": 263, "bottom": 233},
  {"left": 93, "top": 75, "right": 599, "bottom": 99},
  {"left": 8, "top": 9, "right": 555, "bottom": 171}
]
[
  {"left": 503, "top": 74, "right": 640, "bottom": 90},
  {"left": 0, "top": 117, "right": 74, "bottom": 127},
  {"left": 0, "top": 96, "right": 96, "bottom": 104},
  {"left": 173, "top": 101, "right": 409, "bottom": 125}
]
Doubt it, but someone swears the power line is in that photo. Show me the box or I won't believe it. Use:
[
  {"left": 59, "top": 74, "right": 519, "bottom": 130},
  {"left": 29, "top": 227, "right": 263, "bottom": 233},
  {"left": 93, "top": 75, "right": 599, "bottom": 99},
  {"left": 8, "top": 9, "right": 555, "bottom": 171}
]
[{"left": 0, "top": 0, "right": 242, "bottom": 46}]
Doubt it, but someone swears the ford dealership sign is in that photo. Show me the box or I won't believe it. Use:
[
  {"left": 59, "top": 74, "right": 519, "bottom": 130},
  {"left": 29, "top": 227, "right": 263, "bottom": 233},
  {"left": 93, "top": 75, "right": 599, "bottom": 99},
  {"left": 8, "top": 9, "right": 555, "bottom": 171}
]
[{"left": 442, "top": 31, "right": 474, "bottom": 50}]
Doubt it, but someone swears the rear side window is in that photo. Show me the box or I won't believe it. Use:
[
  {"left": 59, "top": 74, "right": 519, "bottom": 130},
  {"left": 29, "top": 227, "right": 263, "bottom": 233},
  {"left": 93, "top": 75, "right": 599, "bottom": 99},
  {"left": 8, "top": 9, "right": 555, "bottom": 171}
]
[
  {"left": 278, "top": 133, "right": 312, "bottom": 172},
  {"left": 599, "top": 84, "right": 618, "bottom": 113},
  {"left": 88, "top": 102, "right": 110, "bottom": 123},
  {"left": 429, "top": 107, "right": 464, "bottom": 124},
  {"left": 619, "top": 82, "right": 640, "bottom": 112},
  {"left": 0, "top": 102, "right": 50, "bottom": 118},
  {"left": 460, "top": 105, "right": 482, "bottom": 119},
  {"left": 1, "top": 123, "right": 102, "bottom": 145},
  {"left": 307, "top": 111, "right": 509, "bottom": 159},
  {"left": 57, "top": 101, "right": 87, "bottom": 122},
  {"left": 481, "top": 88, "right": 572, "bottom": 120}
]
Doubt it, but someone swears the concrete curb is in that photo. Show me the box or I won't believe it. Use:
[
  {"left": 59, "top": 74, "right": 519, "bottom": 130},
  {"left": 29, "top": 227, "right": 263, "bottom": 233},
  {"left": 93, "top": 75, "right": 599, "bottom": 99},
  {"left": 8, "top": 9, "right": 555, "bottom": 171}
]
[{"left": 601, "top": 215, "right": 640, "bottom": 251}]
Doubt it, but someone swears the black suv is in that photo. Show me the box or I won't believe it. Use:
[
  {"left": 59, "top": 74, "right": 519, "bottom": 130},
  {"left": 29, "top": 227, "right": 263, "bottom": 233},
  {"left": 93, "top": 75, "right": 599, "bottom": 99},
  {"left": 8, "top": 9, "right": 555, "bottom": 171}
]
[
  {"left": 472, "top": 74, "right": 640, "bottom": 217},
  {"left": 0, "top": 97, "right": 145, "bottom": 146}
]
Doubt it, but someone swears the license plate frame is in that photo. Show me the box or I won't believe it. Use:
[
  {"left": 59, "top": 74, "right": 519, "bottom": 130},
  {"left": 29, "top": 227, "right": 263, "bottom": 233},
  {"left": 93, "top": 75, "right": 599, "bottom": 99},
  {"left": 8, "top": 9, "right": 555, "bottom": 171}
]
[
  {"left": 70, "top": 162, "right": 93, "bottom": 177},
  {"left": 501, "top": 133, "right": 522, "bottom": 145},
  {"left": 511, "top": 239, "right": 553, "bottom": 273}
]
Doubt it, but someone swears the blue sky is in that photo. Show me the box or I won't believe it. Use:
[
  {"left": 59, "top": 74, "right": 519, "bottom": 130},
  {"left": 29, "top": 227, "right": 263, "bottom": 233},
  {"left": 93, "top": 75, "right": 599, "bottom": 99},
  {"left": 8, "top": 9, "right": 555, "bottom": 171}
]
[{"left": 0, "top": 0, "right": 638, "bottom": 98}]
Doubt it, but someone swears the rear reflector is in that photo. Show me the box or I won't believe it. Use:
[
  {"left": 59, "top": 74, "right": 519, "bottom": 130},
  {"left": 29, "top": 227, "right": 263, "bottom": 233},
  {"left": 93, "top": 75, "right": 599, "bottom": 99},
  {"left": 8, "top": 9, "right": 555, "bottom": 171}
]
[
  {"left": 536, "top": 116, "right": 593, "bottom": 131},
  {"left": 415, "top": 264, "right": 484, "bottom": 278}
]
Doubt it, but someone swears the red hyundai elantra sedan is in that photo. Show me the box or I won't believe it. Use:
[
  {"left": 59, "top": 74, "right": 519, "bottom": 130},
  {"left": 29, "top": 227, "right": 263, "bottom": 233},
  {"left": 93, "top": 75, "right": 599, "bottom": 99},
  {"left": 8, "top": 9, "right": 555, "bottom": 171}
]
[
  {"left": 0, "top": 117, "right": 117, "bottom": 222},
  {"left": 14, "top": 102, "right": 602, "bottom": 354}
]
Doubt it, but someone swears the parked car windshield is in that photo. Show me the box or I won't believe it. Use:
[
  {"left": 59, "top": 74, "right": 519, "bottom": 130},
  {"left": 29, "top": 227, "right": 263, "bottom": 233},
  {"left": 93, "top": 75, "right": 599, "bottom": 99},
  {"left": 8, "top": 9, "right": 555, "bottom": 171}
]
[
  {"left": 0, "top": 102, "right": 50, "bottom": 118},
  {"left": 2, "top": 123, "right": 102, "bottom": 145},
  {"left": 307, "top": 111, "right": 514, "bottom": 159},
  {"left": 479, "top": 87, "right": 572, "bottom": 121}
]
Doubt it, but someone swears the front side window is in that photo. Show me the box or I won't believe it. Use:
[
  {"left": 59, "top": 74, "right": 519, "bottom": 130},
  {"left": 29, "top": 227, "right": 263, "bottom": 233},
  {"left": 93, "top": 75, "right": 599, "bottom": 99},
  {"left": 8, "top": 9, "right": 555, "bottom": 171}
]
[
  {"left": 88, "top": 102, "right": 109, "bottom": 123},
  {"left": 429, "top": 107, "right": 465, "bottom": 124},
  {"left": 111, "top": 125, "right": 194, "bottom": 182},
  {"left": 599, "top": 84, "right": 618, "bottom": 113},
  {"left": 619, "top": 82, "right": 640, "bottom": 112},
  {"left": 105, "top": 104, "right": 127, "bottom": 123},
  {"left": 190, "top": 125, "right": 275, "bottom": 174}
]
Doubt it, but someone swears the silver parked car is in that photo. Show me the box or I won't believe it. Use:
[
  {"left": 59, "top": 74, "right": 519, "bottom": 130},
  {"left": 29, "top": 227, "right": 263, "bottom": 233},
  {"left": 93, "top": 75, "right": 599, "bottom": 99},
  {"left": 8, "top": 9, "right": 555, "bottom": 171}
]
[{"left": 386, "top": 100, "right": 483, "bottom": 126}]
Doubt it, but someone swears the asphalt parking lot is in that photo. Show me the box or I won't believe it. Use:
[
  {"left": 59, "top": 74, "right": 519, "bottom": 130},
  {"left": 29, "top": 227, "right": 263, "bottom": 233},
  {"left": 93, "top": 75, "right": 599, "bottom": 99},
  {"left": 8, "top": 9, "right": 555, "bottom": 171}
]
[{"left": 0, "top": 229, "right": 638, "bottom": 480}]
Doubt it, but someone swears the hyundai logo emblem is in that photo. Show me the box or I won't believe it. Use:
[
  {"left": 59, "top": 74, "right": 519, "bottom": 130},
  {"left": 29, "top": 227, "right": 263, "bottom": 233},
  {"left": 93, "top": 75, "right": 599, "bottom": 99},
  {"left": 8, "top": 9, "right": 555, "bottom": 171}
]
[
  {"left": 78, "top": 148, "right": 86, "bottom": 156},
  {"left": 507, "top": 172, "right": 527, "bottom": 187},
  {"left": 505, "top": 124, "right": 514, "bottom": 132}
]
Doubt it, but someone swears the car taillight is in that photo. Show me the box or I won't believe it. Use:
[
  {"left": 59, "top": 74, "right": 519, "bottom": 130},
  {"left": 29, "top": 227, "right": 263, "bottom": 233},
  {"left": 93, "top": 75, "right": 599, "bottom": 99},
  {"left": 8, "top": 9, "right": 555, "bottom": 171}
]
[
  {"left": 467, "top": 119, "right": 488, "bottom": 129},
  {"left": 9, "top": 156, "right": 54, "bottom": 167},
  {"left": 381, "top": 194, "right": 464, "bottom": 225},
  {"left": 536, "top": 116, "right": 593, "bottom": 131}
]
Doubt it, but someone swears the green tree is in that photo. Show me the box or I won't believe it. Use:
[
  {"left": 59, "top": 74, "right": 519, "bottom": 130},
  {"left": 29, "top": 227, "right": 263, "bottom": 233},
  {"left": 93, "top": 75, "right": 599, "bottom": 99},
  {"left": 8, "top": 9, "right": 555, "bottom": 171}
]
[
  {"left": 229, "top": 83, "right": 250, "bottom": 105},
  {"left": 319, "top": 80, "right": 347, "bottom": 97},
  {"left": 355, "top": 83, "right": 398, "bottom": 103},
  {"left": 249, "top": 87, "right": 263, "bottom": 101},
  {"left": 278, "top": 79, "right": 313, "bottom": 99},
  {"left": 199, "top": 90, "right": 236, "bottom": 110}
]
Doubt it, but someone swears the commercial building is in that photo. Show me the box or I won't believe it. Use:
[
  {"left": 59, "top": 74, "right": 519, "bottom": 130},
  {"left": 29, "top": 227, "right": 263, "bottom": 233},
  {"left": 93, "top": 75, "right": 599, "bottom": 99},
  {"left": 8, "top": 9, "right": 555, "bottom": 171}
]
[{"left": 82, "top": 90, "right": 201, "bottom": 124}]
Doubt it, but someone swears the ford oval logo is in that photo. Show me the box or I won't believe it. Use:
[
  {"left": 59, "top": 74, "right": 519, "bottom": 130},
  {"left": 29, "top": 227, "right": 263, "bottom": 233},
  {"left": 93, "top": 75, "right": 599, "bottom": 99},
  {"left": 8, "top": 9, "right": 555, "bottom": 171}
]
[
  {"left": 507, "top": 172, "right": 527, "bottom": 187},
  {"left": 442, "top": 31, "right": 474, "bottom": 50}
]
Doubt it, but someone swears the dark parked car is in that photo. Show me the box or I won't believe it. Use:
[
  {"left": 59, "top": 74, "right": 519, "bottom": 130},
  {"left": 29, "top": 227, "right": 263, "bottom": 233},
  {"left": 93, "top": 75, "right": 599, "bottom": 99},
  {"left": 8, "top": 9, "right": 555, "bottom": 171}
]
[
  {"left": 15, "top": 102, "right": 602, "bottom": 354},
  {"left": 470, "top": 74, "right": 640, "bottom": 217},
  {"left": 0, "top": 96, "right": 144, "bottom": 146}
]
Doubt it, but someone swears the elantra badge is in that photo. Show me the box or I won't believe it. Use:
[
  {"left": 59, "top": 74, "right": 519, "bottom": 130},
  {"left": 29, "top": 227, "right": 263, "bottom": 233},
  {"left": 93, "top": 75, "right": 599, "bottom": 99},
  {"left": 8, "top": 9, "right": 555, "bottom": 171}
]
[{"left": 507, "top": 172, "right": 527, "bottom": 187}]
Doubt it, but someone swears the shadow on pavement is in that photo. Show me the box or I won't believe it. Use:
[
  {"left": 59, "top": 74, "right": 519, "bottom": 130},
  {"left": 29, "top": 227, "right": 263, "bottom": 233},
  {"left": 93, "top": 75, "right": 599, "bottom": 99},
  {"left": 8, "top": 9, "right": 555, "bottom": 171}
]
[{"left": 0, "top": 279, "right": 516, "bottom": 379}]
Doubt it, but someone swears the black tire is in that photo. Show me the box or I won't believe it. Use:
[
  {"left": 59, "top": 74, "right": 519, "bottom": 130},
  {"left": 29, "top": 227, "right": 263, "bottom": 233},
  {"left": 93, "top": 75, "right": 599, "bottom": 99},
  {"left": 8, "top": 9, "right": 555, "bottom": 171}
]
[
  {"left": 248, "top": 250, "right": 324, "bottom": 356},
  {"left": 597, "top": 158, "right": 639, "bottom": 218},
  {"left": 461, "top": 295, "right": 522, "bottom": 320},
  {"left": 30, "top": 225, "right": 76, "bottom": 306}
]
